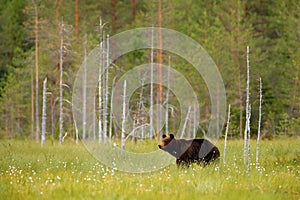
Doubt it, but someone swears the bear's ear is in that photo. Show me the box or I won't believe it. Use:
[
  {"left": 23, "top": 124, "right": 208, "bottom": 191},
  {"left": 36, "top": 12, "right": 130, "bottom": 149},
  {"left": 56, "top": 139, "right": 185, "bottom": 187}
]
[
  {"left": 170, "top": 134, "right": 174, "bottom": 139},
  {"left": 162, "top": 134, "right": 167, "bottom": 139}
]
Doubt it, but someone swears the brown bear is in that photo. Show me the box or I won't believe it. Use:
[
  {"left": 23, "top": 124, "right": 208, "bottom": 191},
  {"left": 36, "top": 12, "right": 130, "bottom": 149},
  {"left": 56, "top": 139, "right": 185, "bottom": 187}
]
[{"left": 158, "top": 134, "right": 220, "bottom": 166}]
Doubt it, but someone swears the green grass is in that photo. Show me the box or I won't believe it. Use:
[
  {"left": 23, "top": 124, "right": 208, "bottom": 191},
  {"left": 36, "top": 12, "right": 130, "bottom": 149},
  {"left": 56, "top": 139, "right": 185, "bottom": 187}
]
[{"left": 0, "top": 138, "right": 299, "bottom": 200}]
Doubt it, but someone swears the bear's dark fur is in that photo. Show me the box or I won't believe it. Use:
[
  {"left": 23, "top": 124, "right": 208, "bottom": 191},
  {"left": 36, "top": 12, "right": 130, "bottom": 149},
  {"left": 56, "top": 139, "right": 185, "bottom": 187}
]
[{"left": 158, "top": 134, "right": 220, "bottom": 166}]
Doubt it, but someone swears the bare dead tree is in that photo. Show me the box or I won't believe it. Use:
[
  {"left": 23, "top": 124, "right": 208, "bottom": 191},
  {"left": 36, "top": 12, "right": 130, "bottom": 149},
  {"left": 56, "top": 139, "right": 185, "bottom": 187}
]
[
  {"left": 223, "top": 104, "right": 231, "bottom": 165},
  {"left": 180, "top": 106, "right": 191, "bottom": 138},
  {"left": 59, "top": 19, "right": 64, "bottom": 144},
  {"left": 121, "top": 80, "right": 127, "bottom": 156},
  {"left": 247, "top": 105, "right": 251, "bottom": 173},
  {"left": 41, "top": 77, "right": 47, "bottom": 146},
  {"left": 244, "top": 46, "right": 251, "bottom": 164},
  {"left": 103, "top": 35, "right": 110, "bottom": 143},
  {"left": 98, "top": 17, "right": 105, "bottom": 143}
]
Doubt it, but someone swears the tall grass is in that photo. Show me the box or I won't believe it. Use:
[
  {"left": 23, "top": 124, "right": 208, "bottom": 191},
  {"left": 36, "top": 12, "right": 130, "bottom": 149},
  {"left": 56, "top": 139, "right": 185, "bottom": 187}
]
[{"left": 0, "top": 138, "right": 299, "bottom": 199}]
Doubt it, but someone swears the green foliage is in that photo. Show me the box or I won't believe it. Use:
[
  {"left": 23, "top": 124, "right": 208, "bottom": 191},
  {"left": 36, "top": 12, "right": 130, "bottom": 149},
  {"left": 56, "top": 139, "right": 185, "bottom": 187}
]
[
  {"left": 0, "top": 0, "right": 28, "bottom": 78},
  {"left": 0, "top": 47, "right": 32, "bottom": 138},
  {"left": 0, "top": 0, "right": 299, "bottom": 138}
]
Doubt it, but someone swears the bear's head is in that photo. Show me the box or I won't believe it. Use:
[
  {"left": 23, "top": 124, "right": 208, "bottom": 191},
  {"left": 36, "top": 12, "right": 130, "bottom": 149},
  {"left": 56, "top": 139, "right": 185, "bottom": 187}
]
[{"left": 158, "top": 134, "right": 175, "bottom": 150}]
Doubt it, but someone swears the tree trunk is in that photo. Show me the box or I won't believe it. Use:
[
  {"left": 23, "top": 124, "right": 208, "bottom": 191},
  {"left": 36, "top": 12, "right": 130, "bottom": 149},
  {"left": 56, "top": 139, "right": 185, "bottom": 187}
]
[
  {"left": 103, "top": 35, "right": 110, "bottom": 143},
  {"left": 54, "top": 0, "right": 60, "bottom": 22},
  {"left": 180, "top": 106, "right": 191, "bottom": 138},
  {"left": 75, "top": 0, "right": 79, "bottom": 41},
  {"left": 33, "top": 0, "right": 40, "bottom": 142},
  {"left": 247, "top": 105, "right": 251, "bottom": 173},
  {"left": 244, "top": 46, "right": 250, "bottom": 165},
  {"left": 111, "top": 0, "right": 117, "bottom": 32},
  {"left": 165, "top": 57, "right": 171, "bottom": 135},
  {"left": 149, "top": 26, "right": 154, "bottom": 141},
  {"left": 223, "top": 104, "right": 231, "bottom": 165},
  {"left": 256, "top": 78, "right": 262, "bottom": 168},
  {"left": 109, "top": 77, "right": 116, "bottom": 140},
  {"left": 237, "top": 1, "right": 243, "bottom": 139},
  {"left": 51, "top": 94, "right": 55, "bottom": 144},
  {"left": 59, "top": 20, "right": 64, "bottom": 144},
  {"left": 137, "top": 77, "right": 145, "bottom": 139},
  {"left": 41, "top": 78, "right": 47, "bottom": 146},
  {"left": 131, "top": 0, "right": 136, "bottom": 20},
  {"left": 121, "top": 80, "right": 127, "bottom": 156},
  {"left": 157, "top": 0, "right": 163, "bottom": 140},
  {"left": 98, "top": 18, "right": 104, "bottom": 143},
  {"left": 31, "top": 58, "right": 35, "bottom": 140},
  {"left": 193, "top": 105, "right": 197, "bottom": 138},
  {"left": 82, "top": 35, "right": 87, "bottom": 140}
]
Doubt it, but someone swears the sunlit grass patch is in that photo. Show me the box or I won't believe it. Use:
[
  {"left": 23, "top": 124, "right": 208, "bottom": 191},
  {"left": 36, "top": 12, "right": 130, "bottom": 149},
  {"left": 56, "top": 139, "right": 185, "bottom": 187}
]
[{"left": 0, "top": 138, "right": 299, "bottom": 199}]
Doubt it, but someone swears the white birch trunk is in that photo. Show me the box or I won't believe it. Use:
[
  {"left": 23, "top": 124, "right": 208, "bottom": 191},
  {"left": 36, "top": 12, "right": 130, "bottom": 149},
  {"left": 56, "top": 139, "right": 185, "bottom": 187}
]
[
  {"left": 103, "top": 35, "right": 109, "bottom": 143},
  {"left": 41, "top": 78, "right": 47, "bottom": 146},
  {"left": 121, "top": 80, "right": 127, "bottom": 156},
  {"left": 223, "top": 104, "right": 231, "bottom": 164},
  {"left": 244, "top": 46, "right": 250, "bottom": 164},
  {"left": 180, "top": 106, "right": 191, "bottom": 138},
  {"left": 149, "top": 26, "right": 154, "bottom": 140},
  {"left": 59, "top": 20, "right": 64, "bottom": 144},
  {"left": 98, "top": 19, "right": 104, "bottom": 143},
  {"left": 247, "top": 105, "right": 251, "bottom": 173},
  {"left": 256, "top": 77, "right": 262, "bottom": 168}
]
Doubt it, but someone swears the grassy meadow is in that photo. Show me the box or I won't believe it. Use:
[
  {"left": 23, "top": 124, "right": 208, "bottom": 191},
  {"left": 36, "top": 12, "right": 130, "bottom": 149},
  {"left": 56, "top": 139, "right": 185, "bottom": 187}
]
[{"left": 0, "top": 138, "right": 299, "bottom": 200}]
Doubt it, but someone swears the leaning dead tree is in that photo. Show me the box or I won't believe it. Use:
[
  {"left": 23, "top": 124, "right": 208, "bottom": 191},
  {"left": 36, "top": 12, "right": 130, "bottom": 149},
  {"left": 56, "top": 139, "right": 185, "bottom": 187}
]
[
  {"left": 223, "top": 104, "right": 231, "bottom": 164},
  {"left": 180, "top": 106, "right": 192, "bottom": 138},
  {"left": 256, "top": 77, "right": 262, "bottom": 168},
  {"left": 192, "top": 105, "right": 197, "bottom": 138}
]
